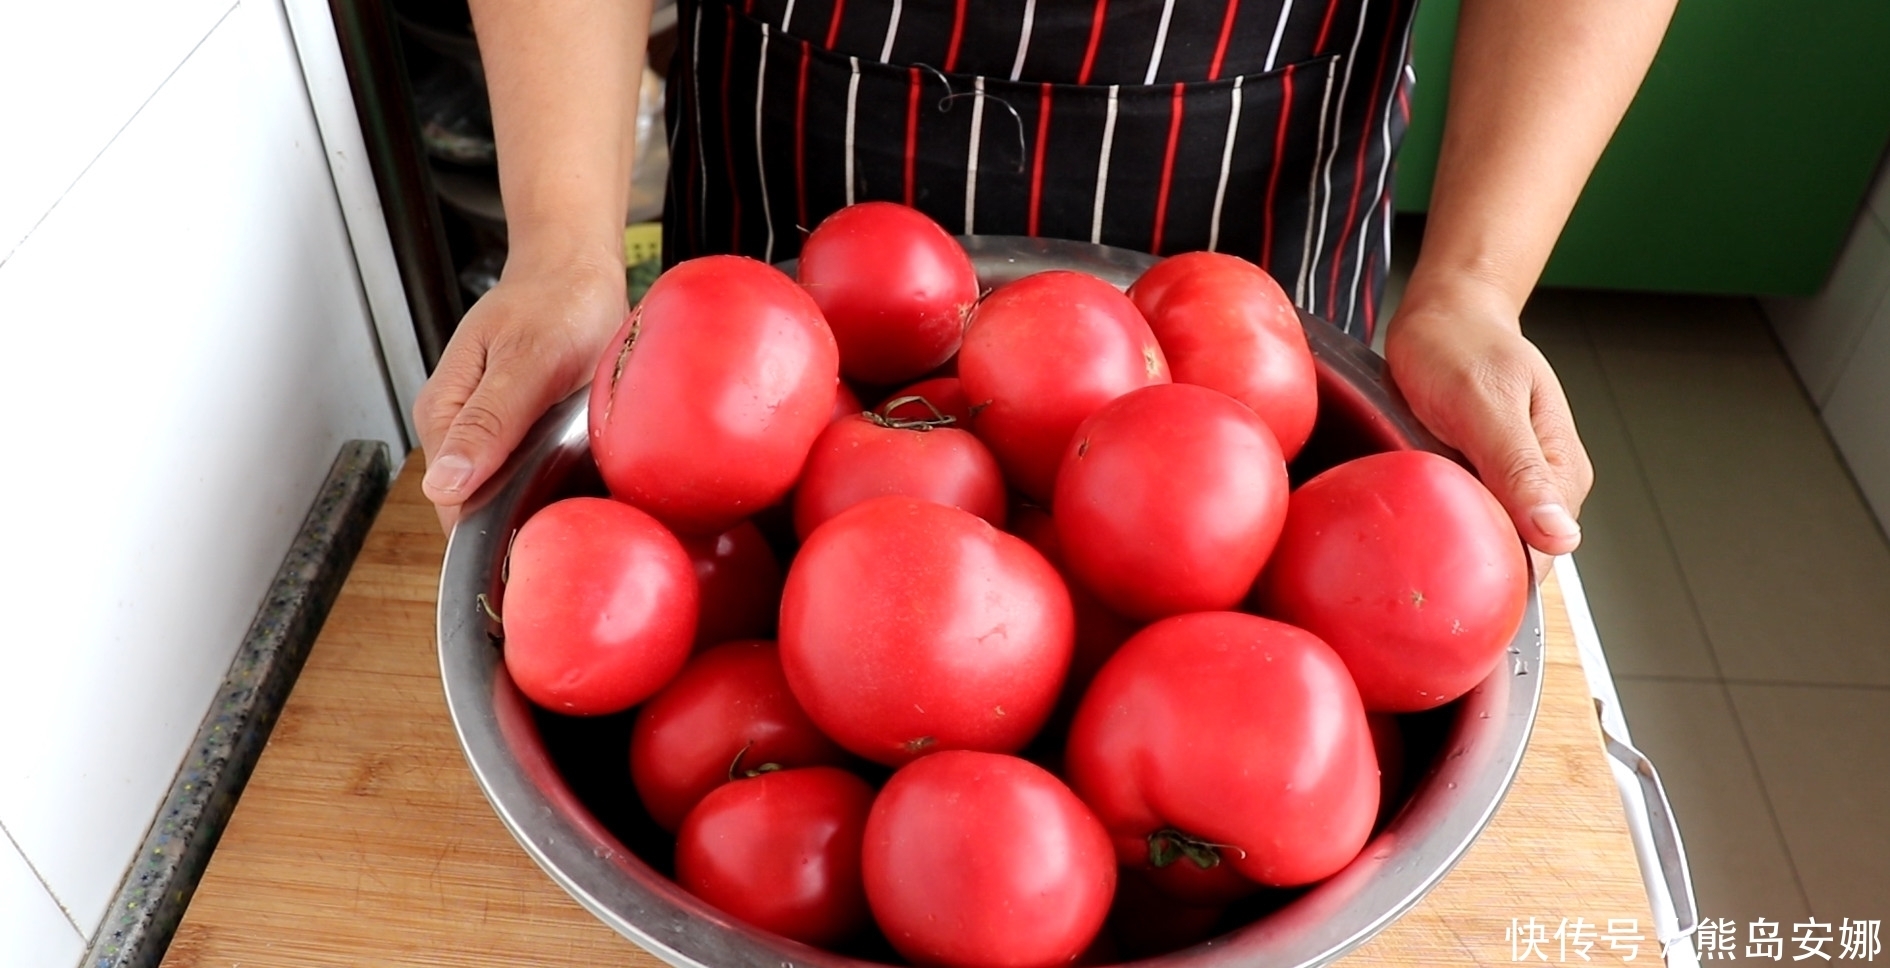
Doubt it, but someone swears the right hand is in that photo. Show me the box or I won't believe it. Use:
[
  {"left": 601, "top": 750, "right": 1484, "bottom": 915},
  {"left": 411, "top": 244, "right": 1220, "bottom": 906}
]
[
  {"left": 1384, "top": 274, "right": 1593, "bottom": 582},
  {"left": 415, "top": 255, "right": 629, "bottom": 532}
]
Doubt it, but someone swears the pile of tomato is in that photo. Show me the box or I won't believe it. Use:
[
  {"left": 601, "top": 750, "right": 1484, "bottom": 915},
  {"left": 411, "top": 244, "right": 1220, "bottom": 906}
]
[{"left": 495, "top": 202, "right": 1530, "bottom": 967}]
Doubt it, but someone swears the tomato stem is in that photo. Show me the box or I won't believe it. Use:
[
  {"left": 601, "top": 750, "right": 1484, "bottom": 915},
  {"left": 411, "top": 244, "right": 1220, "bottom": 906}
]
[
  {"left": 475, "top": 593, "right": 503, "bottom": 625},
  {"left": 726, "top": 740, "right": 784, "bottom": 780},
  {"left": 602, "top": 307, "right": 643, "bottom": 426},
  {"left": 867, "top": 395, "right": 956, "bottom": 431},
  {"left": 1147, "top": 828, "right": 1243, "bottom": 870}
]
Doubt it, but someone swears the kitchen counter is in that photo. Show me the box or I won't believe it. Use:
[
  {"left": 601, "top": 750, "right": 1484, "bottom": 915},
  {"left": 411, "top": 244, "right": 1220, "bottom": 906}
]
[{"left": 158, "top": 455, "right": 1657, "bottom": 968}]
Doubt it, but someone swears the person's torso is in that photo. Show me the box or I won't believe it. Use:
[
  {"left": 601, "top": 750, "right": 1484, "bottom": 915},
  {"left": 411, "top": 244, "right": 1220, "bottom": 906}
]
[{"left": 665, "top": 0, "right": 1417, "bottom": 338}]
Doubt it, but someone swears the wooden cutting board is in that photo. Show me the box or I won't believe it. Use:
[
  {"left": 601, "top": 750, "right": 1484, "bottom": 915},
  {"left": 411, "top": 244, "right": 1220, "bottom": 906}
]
[{"left": 162, "top": 458, "right": 1655, "bottom": 968}]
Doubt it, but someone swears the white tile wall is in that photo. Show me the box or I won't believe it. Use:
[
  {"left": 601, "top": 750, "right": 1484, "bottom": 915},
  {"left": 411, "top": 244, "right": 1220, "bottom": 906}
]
[
  {"left": 0, "top": 0, "right": 402, "bottom": 944},
  {"left": 0, "top": 831, "right": 82, "bottom": 968},
  {"left": 1762, "top": 151, "right": 1890, "bottom": 538},
  {"left": 1763, "top": 212, "right": 1890, "bottom": 406},
  {"left": 0, "top": 0, "right": 237, "bottom": 261}
]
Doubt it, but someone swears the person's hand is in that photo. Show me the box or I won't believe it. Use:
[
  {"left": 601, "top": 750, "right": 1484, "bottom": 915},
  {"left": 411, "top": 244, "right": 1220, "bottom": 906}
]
[
  {"left": 1383, "top": 278, "right": 1593, "bottom": 580},
  {"left": 415, "top": 255, "right": 628, "bottom": 532}
]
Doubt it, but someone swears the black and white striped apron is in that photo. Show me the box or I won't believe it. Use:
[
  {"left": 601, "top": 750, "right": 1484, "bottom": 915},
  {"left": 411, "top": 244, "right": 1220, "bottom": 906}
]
[{"left": 662, "top": 0, "right": 1416, "bottom": 340}]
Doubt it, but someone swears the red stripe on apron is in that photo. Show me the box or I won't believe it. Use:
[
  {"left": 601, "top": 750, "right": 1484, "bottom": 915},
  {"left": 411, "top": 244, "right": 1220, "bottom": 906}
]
[
  {"left": 682, "top": 30, "right": 701, "bottom": 256},
  {"left": 825, "top": 0, "right": 847, "bottom": 49},
  {"left": 1314, "top": 0, "right": 1342, "bottom": 54},
  {"left": 1325, "top": 10, "right": 1398, "bottom": 311},
  {"left": 1208, "top": 0, "right": 1241, "bottom": 81},
  {"left": 795, "top": 40, "right": 811, "bottom": 232},
  {"left": 1262, "top": 62, "right": 1295, "bottom": 267},
  {"left": 721, "top": 6, "right": 743, "bottom": 252},
  {"left": 945, "top": 0, "right": 967, "bottom": 72},
  {"left": 1360, "top": 243, "right": 1379, "bottom": 334},
  {"left": 904, "top": 66, "right": 922, "bottom": 207},
  {"left": 1029, "top": 83, "right": 1053, "bottom": 237},
  {"left": 1151, "top": 82, "right": 1185, "bottom": 255},
  {"left": 1078, "top": 0, "right": 1111, "bottom": 85}
]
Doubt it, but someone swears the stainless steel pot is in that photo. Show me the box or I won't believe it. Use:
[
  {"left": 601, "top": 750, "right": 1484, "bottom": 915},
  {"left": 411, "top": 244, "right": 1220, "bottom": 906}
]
[{"left": 438, "top": 236, "right": 1545, "bottom": 968}]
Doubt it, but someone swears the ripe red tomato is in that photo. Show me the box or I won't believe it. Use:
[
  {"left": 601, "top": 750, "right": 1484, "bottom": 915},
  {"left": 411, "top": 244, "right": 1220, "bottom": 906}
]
[
  {"left": 879, "top": 375, "right": 972, "bottom": 425},
  {"left": 797, "top": 202, "right": 979, "bottom": 386},
  {"left": 863, "top": 751, "right": 1115, "bottom": 968},
  {"left": 675, "top": 766, "right": 875, "bottom": 947},
  {"left": 678, "top": 521, "right": 782, "bottom": 649},
  {"left": 779, "top": 496, "right": 1074, "bottom": 766},
  {"left": 1128, "top": 252, "right": 1318, "bottom": 460},
  {"left": 792, "top": 410, "right": 1007, "bottom": 540},
  {"left": 1254, "top": 450, "right": 1528, "bottom": 712},
  {"left": 1106, "top": 869, "right": 1226, "bottom": 959},
  {"left": 1054, "top": 383, "right": 1289, "bottom": 621},
  {"left": 1066, "top": 612, "right": 1378, "bottom": 896},
  {"left": 831, "top": 379, "right": 864, "bottom": 422},
  {"left": 1368, "top": 712, "right": 1406, "bottom": 826},
  {"left": 589, "top": 255, "right": 838, "bottom": 536},
  {"left": 1008, "top": 507, "right": 1140, "bottom": 726},
  {"left": 501, "top": 497, "right": 697, "bottom": 715},
  {"left": 959, "top": 271, "right": 1170, "bottom": 501},
  {"left": 629, "top": 640, "right": 850, "bottom": 832}
]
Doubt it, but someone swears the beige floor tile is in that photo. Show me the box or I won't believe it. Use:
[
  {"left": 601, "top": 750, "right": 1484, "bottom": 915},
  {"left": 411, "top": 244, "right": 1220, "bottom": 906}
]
[
  {"left": 1727, "top": 683, "right": 1890, "bottom": 919},
  {"left": 1537, "top": 335, "right": 1718, "bottom": 679},
  {"left": 1578, "top": 292, "right": 1779, "bottom": 356},
  {"left": 1598, "top": 345, "right": 1890, "bottom": 686},
  {"left": 1613, "top": 677, "right": 1809, "bottom": 926}
]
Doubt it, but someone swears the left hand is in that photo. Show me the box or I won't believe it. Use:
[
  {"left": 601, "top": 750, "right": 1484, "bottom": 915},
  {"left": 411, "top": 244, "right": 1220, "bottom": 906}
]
[{"left": 1384, "top": 279, "right": 1593, "bottom": 579}]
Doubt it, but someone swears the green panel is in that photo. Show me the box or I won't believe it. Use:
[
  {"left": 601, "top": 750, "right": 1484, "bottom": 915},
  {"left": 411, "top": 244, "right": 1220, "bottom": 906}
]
[
  {"left": 1392, "top": 0, "right": 1459, "bottom": 213},
  {"left": 1545, "top": 0, "right": 1890, "bottom": 294},
  {"left": 1394, "top": 0, "right": 1890, "bottom": 295}
]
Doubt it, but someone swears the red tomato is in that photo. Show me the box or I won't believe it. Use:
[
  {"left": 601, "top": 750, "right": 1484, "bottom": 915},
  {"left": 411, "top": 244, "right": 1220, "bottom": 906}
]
[
  {"left": 779, "top": 496, "right": 1074, "bottom": 766},
  {"left": 1369, "top": 712, "right": 1406, "bottom": 826},
  {"left": 1254, "top": 450, "right": 1528, "bottom": 712},
  {"left": 1066, "top": 612, "right": 1378, "bottom": 895},
  {"left": 1128, "top": 252, "right": 1318, "bottom": 460},
  {"left": 501, "top": 497, "right": 697, "bottom": 715},
  {"left": 1053, "top": 383, "right": 1289, "bottom": 621},
  {"left": 675, "top": 766, "right": 875, "bottom": 947},
  {"left": 863, "top": 751, "right": 1115, "bottom": 968},
  {"left": 589, "top": 255, "right": 838, "bottom": 536},
  {"left": 797, "top": 202, "right": 979, "bottom": 386},
  {"left": 792, "top": 410, "right": 1007, "bottom": 540},
  {"left": 1008, "top": 507, "right": 1140, "bottom": 726},
  {"left": 831, "top": 379, "right": 864, "bottom": 422},
  {"left": 679, "top": 521, "right": 782, "bottom": 649},
  {"left": 959, "top": 271, "right": 1170, "bottom": 501},
  {"left": 1107, "top": 869, "right": 1226, "bottom": 959},
  {"left": 630, "top": 640, "right": 850, "bottom": 832},
  {"left": 879, "top": 375, "right": 972, "bottom": 425}
]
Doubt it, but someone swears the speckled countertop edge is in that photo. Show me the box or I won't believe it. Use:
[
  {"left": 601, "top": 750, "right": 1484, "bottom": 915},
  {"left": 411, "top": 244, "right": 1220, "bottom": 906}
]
[{"left": 82, "top": 440, "right": 393, "bottom": 968}]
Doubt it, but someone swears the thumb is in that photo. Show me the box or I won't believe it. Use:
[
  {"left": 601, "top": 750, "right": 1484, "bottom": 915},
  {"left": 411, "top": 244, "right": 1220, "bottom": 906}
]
[
  {"left": 1463, "top": 406, "right": 1584, "bottom": 560},
  {"left": 420, "top": 356, "right": 557, "bottom": 511}
]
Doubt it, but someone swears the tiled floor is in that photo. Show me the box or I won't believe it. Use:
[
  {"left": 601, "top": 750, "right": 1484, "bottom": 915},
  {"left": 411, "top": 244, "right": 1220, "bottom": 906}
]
[{"left": 1523, "top": 288, "right": 1890, "bottom": 932}]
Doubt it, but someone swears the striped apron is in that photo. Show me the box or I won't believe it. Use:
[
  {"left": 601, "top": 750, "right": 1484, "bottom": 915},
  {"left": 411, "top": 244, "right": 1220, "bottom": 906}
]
[{"left": 662, "top": 0, "right": 1417, "bottom": 340}]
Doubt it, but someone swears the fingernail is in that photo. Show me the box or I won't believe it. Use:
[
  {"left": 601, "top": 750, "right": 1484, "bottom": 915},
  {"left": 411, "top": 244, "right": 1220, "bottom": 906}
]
[
  {"left": 425, "top": 454, "right": 474, "bottom": 495},
  {"left": 1529, "top": 503, "right": 1581, "bottom": 540}
]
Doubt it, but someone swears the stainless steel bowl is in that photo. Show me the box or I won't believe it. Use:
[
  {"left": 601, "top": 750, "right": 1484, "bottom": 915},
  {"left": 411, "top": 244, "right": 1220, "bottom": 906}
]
[{"left": 438, "top": 236, "right": 1545, "bottom": 968}]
